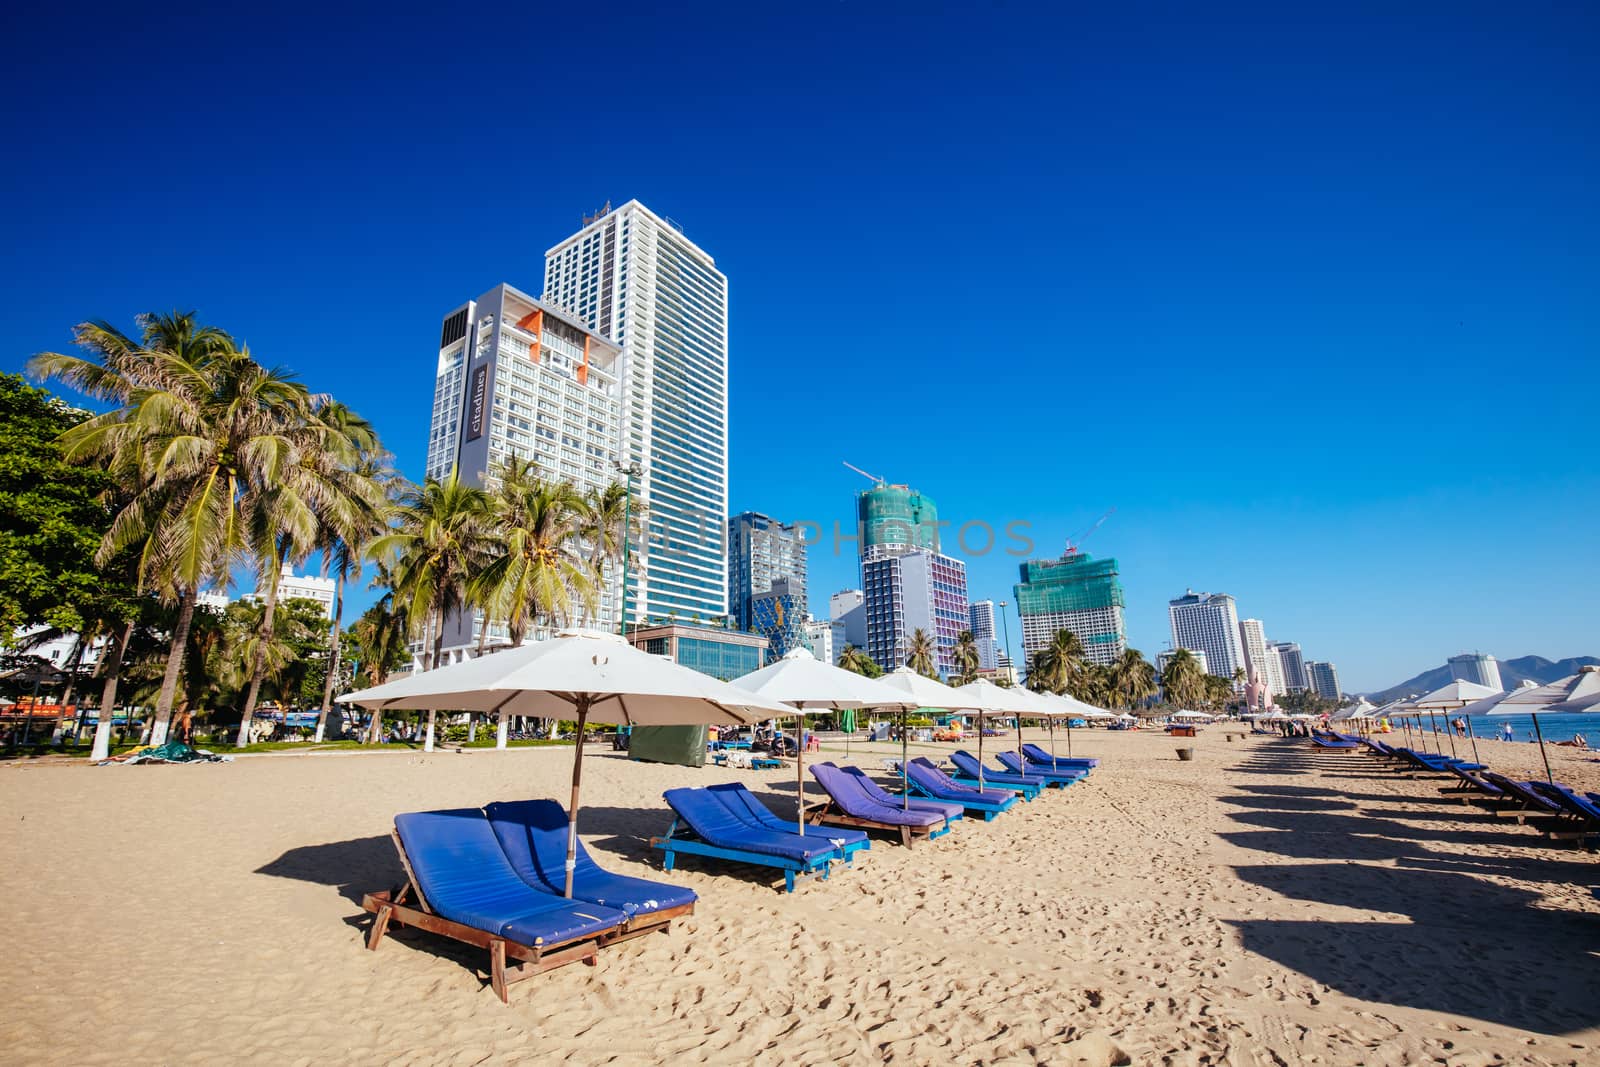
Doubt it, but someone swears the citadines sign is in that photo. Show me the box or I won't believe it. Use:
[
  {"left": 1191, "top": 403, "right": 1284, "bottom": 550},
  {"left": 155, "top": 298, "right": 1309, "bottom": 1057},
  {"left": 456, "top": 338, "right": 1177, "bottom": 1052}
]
[{"left": 464, "top": 364, "right": 490, "bottom": 442}]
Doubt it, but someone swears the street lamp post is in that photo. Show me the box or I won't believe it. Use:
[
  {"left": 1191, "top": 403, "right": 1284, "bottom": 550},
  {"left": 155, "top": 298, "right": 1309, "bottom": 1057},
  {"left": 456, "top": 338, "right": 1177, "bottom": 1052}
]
[
  {"left": 997, "top": 600, "right": 1014, "bottom": 685},
  {"left": 616, "top": 463, "right": 641, "bottom": 637}
]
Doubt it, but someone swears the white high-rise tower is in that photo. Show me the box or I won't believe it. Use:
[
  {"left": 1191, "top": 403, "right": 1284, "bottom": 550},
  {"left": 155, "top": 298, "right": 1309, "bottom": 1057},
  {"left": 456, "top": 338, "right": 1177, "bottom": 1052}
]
[
  {"left": 545, "top": 201, "right": 730, "bottom": 625},
  {"left": 1168, "top": 590, "right": 1246, "bottom": 686}
]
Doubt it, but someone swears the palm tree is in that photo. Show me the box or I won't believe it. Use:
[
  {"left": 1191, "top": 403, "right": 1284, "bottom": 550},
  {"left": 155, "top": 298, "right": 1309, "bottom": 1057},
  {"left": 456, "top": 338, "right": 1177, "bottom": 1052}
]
[
  {"left": 1111, "top": 648, "right": 1157, "bottom": 710},
  {"left": 476, "top": 459, "right": 593, "bottom": 646},
  {"left": 906, "top": 627, "right": 937, "bottom": 678},
  {"left": 350, "top": 589, "right": 410, "bottom": 743},
  {"left": 373, "top": 470, "right": 492, "bottom": 671},
  {"left": 1030, "top": 628, "right": 1085, "bottom": 695},
  {"left": 313, "top": 454, "right": 393, "bottom": 742},
  {"left": 579, "top": 480, "right": 643, "bottom": 628},
  {"left": 31, "top": 314, "right": 301, "bottom": 745},
  {"left": 952, "top": 630, "right": 980, "bottom": 685},
  {"left": 837, "top": 644, "right": 882, "bottom": 679},
  {"left": 1160, "top": 648, "right": 1205, "bottom": 708}
]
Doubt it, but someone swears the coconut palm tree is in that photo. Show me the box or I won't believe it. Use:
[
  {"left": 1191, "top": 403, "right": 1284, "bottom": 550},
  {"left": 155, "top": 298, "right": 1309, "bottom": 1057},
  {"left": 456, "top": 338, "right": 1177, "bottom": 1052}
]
[
  {"left": 1030, "top": 628, "right": 1085, "bottom": 695},
  {"left": 837, "top": 644, "right": 882, "bottom": 679},
  {"left": 906, "top": 627, "right": 937, "bottom": 678},
  {"left": 31, "top": 315, "right": 306, "bottom": 745},
  {"left": 1160, "top": 648, "right": 1205, "bottom": 708},
  {"left": 952, "top": 630, "right": 980, "bottom": 685},
  {"left": 1111, "top": 648, "right": 1157, "bottom": 710},
  {"left": 475, "top": 459, "right": 593, "bottom": 647},
  {"left": 372, "top": 470, "right": 492, "bottom": 671},
  {"left": 579, "top": 480, "right": 643, "bottom": 628}
]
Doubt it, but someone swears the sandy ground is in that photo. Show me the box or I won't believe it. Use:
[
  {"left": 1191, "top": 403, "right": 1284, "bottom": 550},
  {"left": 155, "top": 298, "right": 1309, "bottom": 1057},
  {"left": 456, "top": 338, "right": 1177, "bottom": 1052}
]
[{"left": 1, "top": 728, "right": 1597, "bottom": 1066}]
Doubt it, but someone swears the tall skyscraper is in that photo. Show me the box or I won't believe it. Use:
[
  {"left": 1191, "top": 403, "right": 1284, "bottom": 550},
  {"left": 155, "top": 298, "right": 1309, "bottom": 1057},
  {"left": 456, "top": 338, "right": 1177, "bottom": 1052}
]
[
  {"left": 1168, "top": 590, "right": 1246, "bottom": 684},
  {"left": 544, "top": 201, "right": 729, "bottom": 626},
  {"left": 726, "top": 511, "right": 807, "bottom": 632},
  {"left": 1271, "top": 641, "right": 1308, "bottom": 691},
  {"left": 857, "top": 483, "right": 939, "bottom": 561},
  {"left": 423, "top": 284, "right": 622, "bottom": 657},
  {"left": 863, "top": 549, "right": 969, "bottom": 677},
  {"left": 750, "top": 577, "right": 808, "bottom": 658},
  {"left": 1448, "top": 652, "right": 1504, "bottom": 691},
  {"left": 967, "top": 599, "right": 1000, "bottom": 670},
  {"left": 1306, "top": 661, "right": 1342, "bottom": 701},
  {"left": 1238, "top": 618, "right": 1286, "bottom": 696},
  {"left": 1014, "top": 553, "right": 1127, "bottom": 668}
]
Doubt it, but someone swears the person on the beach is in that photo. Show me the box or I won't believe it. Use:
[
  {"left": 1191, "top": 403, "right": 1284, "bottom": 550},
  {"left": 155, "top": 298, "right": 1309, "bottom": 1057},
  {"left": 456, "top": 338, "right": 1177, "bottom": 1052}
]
[
  {"left": 174, "top": 710, "right": 194, "bottom": 747},
  {"left": 1501, "top": 722, "right": 1514, "bottom": 743}
]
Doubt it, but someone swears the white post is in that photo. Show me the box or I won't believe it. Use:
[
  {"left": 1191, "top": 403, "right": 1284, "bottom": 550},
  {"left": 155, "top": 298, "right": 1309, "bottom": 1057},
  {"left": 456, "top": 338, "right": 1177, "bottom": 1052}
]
[
  {"left": 467, "top": 714, "right": 477, "bottom": 743},
  {"left": 424, "top": 710, "right": 436, "bottom": 752},
  {"left": 497, "top": 707, "right": 510, "bottom": 750}
]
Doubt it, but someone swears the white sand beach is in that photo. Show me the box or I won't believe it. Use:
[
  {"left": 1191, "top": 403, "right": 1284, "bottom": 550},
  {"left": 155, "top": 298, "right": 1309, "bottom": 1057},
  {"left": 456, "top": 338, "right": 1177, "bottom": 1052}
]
[{"left": 1, "top": 729, "right": 1597, "bottom": 1065}]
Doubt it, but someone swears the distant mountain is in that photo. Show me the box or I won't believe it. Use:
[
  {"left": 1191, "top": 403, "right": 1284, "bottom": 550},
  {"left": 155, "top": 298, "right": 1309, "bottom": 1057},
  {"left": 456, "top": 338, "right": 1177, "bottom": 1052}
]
[{"left": 1364, "top": 654, "right": 1600, "bottom": 705}]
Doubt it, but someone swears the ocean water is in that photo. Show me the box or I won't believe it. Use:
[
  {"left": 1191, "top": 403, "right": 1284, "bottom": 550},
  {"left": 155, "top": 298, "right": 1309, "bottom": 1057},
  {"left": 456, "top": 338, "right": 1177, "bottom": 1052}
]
[{"left": 1395, "top": 712, "right": 1600, "bottom": 746}]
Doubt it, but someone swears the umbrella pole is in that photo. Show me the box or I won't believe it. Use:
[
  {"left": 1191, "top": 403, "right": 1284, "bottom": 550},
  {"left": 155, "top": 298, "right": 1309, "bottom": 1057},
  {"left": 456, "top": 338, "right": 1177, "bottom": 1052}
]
[
  {"left": 1015, "top": 714, "right": 1024, "bottom": 778},
  {"left": 795, "top": 710, "right": 805, "bottom": 837},
  {"left": 1531, "top": 712, "right": 1553, "bottom": 785},
  {"left": 977, "top": 712, "right": 985, "bottom": 792},
  {"left": 1442, "top": 709, "right": 1457, "bottom": 759},
  {"left": 564, "top": 703, "right": 590, "bottom": 898},
  {"left": 901, "top": 708, "right": 909, "bottom": 810},
  {"left": 1465, "top": 714, "right": 1480, "bottom": 765},
  {"left": 1048, "top": 717, "right": 1056, "bottom": 762}
]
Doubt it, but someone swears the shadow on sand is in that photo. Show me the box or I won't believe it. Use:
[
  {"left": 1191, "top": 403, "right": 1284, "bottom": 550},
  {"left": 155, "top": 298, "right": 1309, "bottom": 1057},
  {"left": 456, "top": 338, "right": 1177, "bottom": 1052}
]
[{"left": 1221, "top": 746, "right": 1600, "bottom": 1035}]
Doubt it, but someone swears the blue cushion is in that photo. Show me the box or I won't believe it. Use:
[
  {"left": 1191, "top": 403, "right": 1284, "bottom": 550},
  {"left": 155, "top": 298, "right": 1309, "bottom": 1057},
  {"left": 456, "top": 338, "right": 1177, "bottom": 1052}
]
[
  {"left": 907, "top": 758, "right": 1012, "bottom": 805},
  {"left": 392, "top": 809, "right": 626, "bottom": 945},
  {"left": 834, "top": 764, "right": 963, "bottom": 820},
  {"left": 704, "top": 782, "right": 869, "bottom": 848},
  {"left": 809, "top": 763, "right": 944, "bottom": 828},
  {"left": 997, "top": 751, "right": 1083, "bottom": 780},
  {"left": 484, "top": 799, "right": 697, "bottom": 918},
  {"left": 1023, "top": 744, "right": 1099, "bottom": 768},
  {"left": 951, "top": 750, "right": 1039, "bottom": 786},
  {"left": 664, "top": 788, "right": 838, "bottom": 863}
]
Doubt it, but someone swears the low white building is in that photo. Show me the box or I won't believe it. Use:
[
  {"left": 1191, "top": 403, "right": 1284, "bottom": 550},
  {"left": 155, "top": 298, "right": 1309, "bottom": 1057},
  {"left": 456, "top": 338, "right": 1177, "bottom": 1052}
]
[
  {"left": 803, "top": 618, "right": 834, "bottom": 665},
  {"left": 243, "top": 566, "right": 336, "bottom": 620}
]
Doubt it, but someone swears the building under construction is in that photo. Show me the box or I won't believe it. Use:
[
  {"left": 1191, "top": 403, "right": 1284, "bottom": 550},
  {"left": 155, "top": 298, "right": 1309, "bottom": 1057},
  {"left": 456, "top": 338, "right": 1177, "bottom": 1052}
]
[{"left": 1013, "top": 553, "right": 1128, "bottom": 668}]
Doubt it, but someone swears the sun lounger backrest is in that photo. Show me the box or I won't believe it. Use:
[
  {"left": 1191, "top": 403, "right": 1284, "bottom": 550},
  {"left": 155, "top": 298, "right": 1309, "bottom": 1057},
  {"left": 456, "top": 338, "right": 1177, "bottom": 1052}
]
[
  {"left": 484, "top": 799, "right": 601, "bottom": 894},
  {"left": 810, "top": 763, "right": 943, "bottom": 827},
  {"left": 393, "top": 809, "right": 559, "bottom": 929},
  {"left": 906, "top": 758, "right": 966, "bottom": 795},
  {"left": 1527, "top": 782, "right": 1600, "bottom": 824},
  {"left": 663, "top": 787, "right": 837, "bottom": 861}
]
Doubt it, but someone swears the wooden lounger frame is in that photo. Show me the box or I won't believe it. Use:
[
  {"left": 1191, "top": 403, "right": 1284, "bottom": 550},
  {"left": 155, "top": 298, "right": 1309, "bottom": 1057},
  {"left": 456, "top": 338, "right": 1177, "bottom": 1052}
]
[
  {"left": 802, "top": 799, "right": 951, "bottom": 848},
  {"left": 362, "top": 829, "right": 692, "bottom": 1003}
]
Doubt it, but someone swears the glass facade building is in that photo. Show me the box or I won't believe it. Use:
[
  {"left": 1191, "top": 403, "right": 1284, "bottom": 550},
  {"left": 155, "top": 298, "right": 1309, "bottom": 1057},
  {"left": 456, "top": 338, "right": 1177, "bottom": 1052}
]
[
  {"left": 1014, "top": 553, "right": 1127, "bottom": 668},
  {"left": 629, "top": 622, "right": 766, "bottom": 682},
  {"left": 545, "top": 201, "right": 729, "bottom": 626},
  {"left": 727, "top": 511, "right": 807, "bottom": 632}
]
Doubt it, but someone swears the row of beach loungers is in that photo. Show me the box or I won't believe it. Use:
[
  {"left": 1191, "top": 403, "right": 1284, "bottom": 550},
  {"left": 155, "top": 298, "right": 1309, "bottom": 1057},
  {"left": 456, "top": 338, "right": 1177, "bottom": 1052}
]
[
  {"left": 1309, "top": 729, "right": 1600, "bottom": 847},
  {"left": 362, "top": 745, "right": 1100, "bottom": 1001}
]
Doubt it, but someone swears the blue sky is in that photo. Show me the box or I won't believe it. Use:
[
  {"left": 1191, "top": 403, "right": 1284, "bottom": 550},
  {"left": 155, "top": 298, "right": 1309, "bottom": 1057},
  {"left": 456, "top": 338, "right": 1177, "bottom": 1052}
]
[{"left": 2, "top": 3, "right": 1595, "bottom": 691}]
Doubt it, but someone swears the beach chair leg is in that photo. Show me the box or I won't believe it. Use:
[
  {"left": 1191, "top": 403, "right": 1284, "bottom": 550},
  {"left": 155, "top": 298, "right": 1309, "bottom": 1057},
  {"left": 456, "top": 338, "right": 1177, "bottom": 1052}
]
[
  {"left": 366, "top": 903, "right": 393, "bottom": 951},
  {"left": 900, "top": 826, "right": 912, "bottom": 848},
  {"left": 662, "top": 849, "right": 676, "bottom": 873},
  {"left": 784, "top": 870, "right": 796, "bottom": 893},
  {"left": 489, "top": 939, "right": 509, "bottom": 1003}
]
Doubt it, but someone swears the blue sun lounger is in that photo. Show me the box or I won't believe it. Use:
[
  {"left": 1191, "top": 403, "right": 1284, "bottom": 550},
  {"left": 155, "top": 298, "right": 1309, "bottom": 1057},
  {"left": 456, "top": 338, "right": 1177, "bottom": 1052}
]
[
  {"left": 485, "top": 799, "right": 698, "bottom": 926},
  {"left": 904, "top": 757, "right": 1018, "bottom": 820},
  {"left": 831, "top": 763, "right": 965, "bottom": 824},
  {"left": 363, "top": 808, "right": 637, "bottom": 1002},
  {"left": 705, "top": 782, "right": 870, "bottom": 864},
  {"left": 807, "top": 763, "right": 952, "bottom": 847},
  {"left": 653, "top": 787, "right": 842, "bottom": 893},
  {"left": 996, "top": 750, "right": 1085, "bottom": 785},
  {"left": 948, "top": 751, "right": 1045, "bottom": 799},
  {"left": 1524, "top": 782, "right": 1600, "bottom": 843},
  {"left": 1021, "top": 743, "right": 1100, "bottom": 772}
]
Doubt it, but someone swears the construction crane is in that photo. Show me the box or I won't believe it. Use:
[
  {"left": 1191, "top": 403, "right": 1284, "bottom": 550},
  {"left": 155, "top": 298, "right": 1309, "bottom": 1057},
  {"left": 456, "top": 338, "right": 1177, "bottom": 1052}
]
[
  {"left": 842, "top": 461, "right": 887, "bottom": 485},
  {"left": 1065, "top": 507, "right": 1115, "bottom": 556}
]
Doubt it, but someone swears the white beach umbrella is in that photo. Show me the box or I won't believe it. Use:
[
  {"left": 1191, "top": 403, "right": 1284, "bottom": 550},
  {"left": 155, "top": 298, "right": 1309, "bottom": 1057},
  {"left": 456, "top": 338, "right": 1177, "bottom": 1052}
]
[
  {"left": 1031, "top": 691, "right": 1096, "bottom": 759},
  {"left": 1457, "top": 669, "right": 1600, "bottom": 780},
  {"left": 876, "top": 668, "right": 983, "bottom": 787},
  {"left": 1170, "top": 709, "right": 1213, "bottom": 720},
  {"left": 956, "top": 679, "right": 1055, "bottom": 785},
  {"left": 339, "top": 629, "right": 794, "bottom": 896},
  {"left": 733, "top": 648, "right": 915, "bottom": 824}
]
